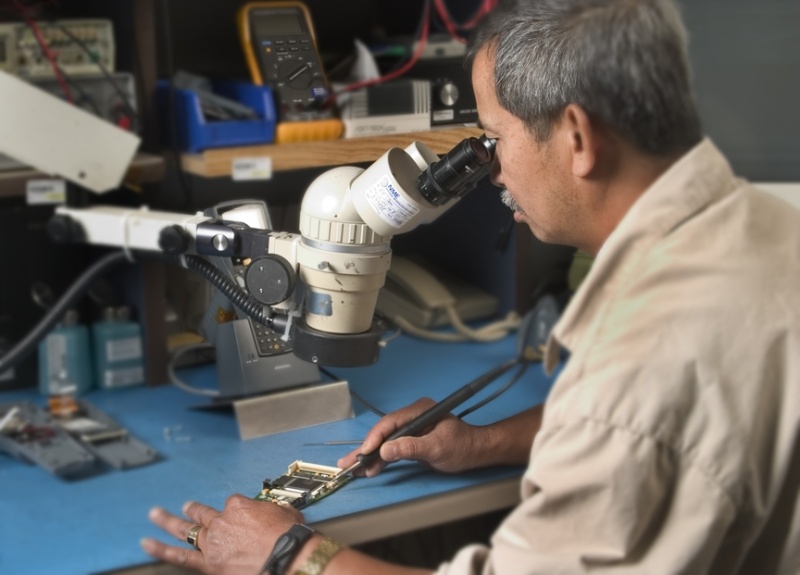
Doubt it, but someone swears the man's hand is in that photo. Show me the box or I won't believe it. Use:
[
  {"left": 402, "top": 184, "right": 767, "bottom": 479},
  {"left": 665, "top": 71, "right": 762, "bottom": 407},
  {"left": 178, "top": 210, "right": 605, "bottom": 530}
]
[
  {"left": 338, "top": 400, "right": 544, "bottom": 478},
  {"left": 141, "top": 494, "right": 303, "bottom": 575},
  {"left": 338, "top": 397, "right": 489, "bottom": 477}
]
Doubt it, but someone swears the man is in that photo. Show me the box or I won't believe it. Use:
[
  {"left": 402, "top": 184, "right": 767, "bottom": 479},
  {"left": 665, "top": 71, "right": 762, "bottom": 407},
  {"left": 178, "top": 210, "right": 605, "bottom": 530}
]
[{"left": 142, "top": 1, "right": 800, "bottom": 573}]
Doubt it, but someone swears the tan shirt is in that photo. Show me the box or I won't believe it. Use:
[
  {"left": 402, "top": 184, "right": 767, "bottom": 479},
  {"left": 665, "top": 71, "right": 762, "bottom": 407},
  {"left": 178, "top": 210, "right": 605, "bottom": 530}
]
[{"left": 437, "top": 139, "right": 800, "bottom": 574}]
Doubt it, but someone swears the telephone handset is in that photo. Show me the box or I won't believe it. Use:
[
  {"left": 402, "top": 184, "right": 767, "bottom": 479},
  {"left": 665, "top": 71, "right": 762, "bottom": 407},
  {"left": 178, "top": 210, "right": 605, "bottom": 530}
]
[
  {"left": 385, "top": 257, "right": 457, "bottom": 312},
  {"left": 376, "top": 256, "right": 518, "bottom": 341}
]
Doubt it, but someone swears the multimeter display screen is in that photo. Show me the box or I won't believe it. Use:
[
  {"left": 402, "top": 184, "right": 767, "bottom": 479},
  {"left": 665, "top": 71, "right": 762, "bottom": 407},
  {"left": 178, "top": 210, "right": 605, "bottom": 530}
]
[{"left": 253, "top": 12, "right": 306, "bottom": 36}]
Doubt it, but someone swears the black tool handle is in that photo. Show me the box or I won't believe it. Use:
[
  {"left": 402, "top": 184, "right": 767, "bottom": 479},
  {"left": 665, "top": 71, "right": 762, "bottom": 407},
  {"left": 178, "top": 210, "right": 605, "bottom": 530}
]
[{"left": 354, "top": 358, "right": 519, "bottom": 469}]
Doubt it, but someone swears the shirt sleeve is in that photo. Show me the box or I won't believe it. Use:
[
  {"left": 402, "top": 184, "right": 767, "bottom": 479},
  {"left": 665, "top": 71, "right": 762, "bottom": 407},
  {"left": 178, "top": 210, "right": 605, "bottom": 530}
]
[{"left": 435, "top": 416, "right": 736, "bottom": 575}]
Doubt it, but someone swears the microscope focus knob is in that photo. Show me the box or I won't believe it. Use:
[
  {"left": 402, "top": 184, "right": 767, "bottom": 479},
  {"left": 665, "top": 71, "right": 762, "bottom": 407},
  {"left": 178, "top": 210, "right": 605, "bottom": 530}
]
[
  {"left": 245, "top": 254, "right": 296, "bottom": 305},
  {"left": 46, "top": 214, "right": 85, "bottom": 243},
  {"left": 158, "top": 225, "right": 191, "bottom": 255}
]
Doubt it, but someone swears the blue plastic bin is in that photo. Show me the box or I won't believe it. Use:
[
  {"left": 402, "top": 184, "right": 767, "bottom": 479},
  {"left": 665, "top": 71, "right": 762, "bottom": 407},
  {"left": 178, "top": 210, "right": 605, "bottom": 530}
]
[{"left": 157, "top": 79, "right": 277, "bottom": 153}]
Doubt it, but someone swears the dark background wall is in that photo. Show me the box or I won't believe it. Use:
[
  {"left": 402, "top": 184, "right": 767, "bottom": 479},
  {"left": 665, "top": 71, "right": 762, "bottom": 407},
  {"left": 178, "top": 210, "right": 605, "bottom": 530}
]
[{"left": 679, "top": 0, "right": 800, "bottom": 182}]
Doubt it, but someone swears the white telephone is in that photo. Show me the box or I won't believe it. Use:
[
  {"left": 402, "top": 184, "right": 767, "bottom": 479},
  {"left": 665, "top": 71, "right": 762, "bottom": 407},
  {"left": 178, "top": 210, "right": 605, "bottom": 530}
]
[{"left": 376, "top": 256, "right": 520, "bottom": 342}]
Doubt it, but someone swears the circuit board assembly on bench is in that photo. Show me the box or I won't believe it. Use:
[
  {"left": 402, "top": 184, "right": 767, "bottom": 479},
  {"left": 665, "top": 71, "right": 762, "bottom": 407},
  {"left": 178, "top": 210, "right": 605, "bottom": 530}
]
[{"left": 256, "top": 460, "right": 351, "bottom": 510}]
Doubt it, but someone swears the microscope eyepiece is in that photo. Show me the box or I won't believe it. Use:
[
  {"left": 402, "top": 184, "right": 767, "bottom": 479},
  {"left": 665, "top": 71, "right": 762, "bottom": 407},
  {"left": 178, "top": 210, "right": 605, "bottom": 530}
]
[{"left": 417, "top": 135, "right": 496, "bottom": 206}]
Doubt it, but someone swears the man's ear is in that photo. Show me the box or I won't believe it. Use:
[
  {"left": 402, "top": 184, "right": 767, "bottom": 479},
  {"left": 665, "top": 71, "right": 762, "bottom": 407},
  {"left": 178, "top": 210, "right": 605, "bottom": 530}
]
[{"left": 562, "top": 103, "right": 597, "bottom": 178}]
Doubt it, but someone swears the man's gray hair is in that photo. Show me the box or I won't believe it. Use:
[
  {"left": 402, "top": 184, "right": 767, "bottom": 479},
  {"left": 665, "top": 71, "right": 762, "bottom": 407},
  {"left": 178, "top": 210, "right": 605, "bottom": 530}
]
[{"left": 466, "top": 0, "right": 703, "bottom": 156}]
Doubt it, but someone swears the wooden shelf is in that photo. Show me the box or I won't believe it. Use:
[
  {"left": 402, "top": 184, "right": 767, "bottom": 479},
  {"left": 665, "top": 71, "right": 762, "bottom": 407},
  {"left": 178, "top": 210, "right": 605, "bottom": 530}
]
[
  {"left": 0, "top": 152, "right": 166, "bottom": 199},
  {"left": 181, "top": 126, "right": 484, "bottom": 178}
]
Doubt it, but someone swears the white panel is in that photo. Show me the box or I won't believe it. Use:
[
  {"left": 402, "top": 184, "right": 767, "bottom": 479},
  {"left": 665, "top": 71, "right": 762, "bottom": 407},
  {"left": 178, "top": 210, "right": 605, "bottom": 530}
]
[{"left": 0, "top": 70, "right": 140, "bottom": 193}]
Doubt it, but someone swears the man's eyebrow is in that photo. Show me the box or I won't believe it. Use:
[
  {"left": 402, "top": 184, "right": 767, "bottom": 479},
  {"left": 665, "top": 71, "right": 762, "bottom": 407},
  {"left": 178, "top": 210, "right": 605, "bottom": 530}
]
[{"left": 477, "top": 118, "right": 496, "bottom": 134}]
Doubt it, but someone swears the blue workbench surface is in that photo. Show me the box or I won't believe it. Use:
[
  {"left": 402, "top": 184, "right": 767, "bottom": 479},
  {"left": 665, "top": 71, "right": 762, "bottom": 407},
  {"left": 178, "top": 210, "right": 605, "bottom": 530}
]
[{"left": 0, "top": 334, "right": 558, "bottom": 574}]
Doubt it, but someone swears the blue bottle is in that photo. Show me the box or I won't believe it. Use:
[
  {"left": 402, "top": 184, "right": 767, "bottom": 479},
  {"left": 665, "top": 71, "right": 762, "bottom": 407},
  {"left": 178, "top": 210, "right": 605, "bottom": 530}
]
[
  {"left": 38, "top": 309, "right": 93, "bottom": 396},
  {"left": 93, "top": 306, "right": 145, "bottom": 390}
]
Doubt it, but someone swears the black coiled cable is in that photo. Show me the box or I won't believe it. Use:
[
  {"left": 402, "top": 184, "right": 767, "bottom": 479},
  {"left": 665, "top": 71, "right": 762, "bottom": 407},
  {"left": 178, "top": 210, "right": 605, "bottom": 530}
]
[{"left": 183, "top": 255, "right": 272, "bottom": 327}]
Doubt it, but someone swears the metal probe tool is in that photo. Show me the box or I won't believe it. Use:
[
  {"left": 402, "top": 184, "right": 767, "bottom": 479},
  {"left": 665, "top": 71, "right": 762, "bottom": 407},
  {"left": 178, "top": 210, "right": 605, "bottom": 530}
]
[{"left": 333, "top": 357, "right": 520, "bottom": 480}]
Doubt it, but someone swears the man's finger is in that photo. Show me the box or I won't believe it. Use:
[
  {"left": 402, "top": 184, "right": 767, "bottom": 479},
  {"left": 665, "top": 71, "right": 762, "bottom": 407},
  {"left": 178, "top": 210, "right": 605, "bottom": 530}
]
[
  {"left": 140, "top": 538, "right": 207, "bottom": 573},
  {"left": 183, "top": 500, "right": 220, "bottom": 527},
  {"left": 360, "top": 401, "right": 433, "bottom": 452},
  {"left": 336, "top": 450, "right": 355, "bottom": 469},
  {"left": 148, "top": 507, "right": 198, "bottom": 544},
  {"left": 363, "top": 459, "right": 387, "bottom": 478},
  {"left": 337, "top": 398, "right": 441, "bottom": 473}
]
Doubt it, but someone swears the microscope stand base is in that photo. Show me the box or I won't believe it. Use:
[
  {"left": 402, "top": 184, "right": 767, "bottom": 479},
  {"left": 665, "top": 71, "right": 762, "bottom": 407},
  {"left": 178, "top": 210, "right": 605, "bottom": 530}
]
[{"left": 232, "top": 379, "right": 354, "bottom": 440}]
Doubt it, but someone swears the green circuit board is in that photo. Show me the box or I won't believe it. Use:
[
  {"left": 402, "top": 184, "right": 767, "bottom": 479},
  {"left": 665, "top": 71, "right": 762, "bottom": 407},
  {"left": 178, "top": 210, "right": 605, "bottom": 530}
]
[{"left": 256, "top": 460, "right": 351, "bottom": 510}]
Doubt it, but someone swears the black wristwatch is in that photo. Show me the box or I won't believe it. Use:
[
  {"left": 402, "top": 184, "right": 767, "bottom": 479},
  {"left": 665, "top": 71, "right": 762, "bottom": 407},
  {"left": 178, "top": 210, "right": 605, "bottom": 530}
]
[{"left": 263, "top": 523, "right": 315, "bottom": 575}]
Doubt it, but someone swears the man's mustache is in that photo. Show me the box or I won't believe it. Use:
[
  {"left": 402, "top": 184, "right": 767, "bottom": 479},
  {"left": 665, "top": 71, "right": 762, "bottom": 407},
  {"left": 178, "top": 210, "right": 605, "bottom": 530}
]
[{"left": 500, "top": 189, "right": 525, "bottom": 215}]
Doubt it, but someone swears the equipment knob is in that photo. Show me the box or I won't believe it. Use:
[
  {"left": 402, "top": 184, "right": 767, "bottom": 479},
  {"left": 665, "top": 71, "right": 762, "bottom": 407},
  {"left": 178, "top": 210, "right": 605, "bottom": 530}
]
[
  {"left": 244, "top": 255, "right": 296, "bottom": 305},
  {"left": 438, "top": 82, "right": 459, "bottom": 107},
  {"left": 46, "top": 214, "right": 85, "bottom": 243},
  {"left": 158, "top": 225, "right": 191, "bottom": 255},
  {"left": 211, "top": 233, "right": 229, "bottom": 252}
]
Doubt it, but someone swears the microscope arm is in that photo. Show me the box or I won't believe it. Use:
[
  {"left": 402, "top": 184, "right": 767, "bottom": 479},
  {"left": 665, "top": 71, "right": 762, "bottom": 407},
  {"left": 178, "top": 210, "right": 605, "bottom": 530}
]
[{"left": 47, "top": 134, "right": 496, "bottom": 367}]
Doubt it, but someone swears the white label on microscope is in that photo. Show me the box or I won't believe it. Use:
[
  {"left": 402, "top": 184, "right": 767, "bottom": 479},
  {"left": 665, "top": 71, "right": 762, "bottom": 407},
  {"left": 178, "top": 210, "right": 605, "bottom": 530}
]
[{"left": 364, "top": 174, "right": 419, "bottom": 229}]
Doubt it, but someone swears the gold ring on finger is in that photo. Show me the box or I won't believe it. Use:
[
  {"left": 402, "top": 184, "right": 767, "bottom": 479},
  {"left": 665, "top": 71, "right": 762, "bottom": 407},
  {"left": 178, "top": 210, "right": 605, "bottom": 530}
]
[{"left": 186, "top": 524, "right": 202, "bottom": 550}]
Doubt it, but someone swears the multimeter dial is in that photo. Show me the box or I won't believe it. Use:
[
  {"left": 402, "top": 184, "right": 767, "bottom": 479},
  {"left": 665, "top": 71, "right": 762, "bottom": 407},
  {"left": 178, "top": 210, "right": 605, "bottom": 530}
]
[
  {"left": 259, "top": 39, "right": 329, "bottom": 120},
  {"left": 273, "top": 52, "right": 318, "bottom": 89},
  {"left": 281, "top": 60, "right": 313, "bottom": 89}
]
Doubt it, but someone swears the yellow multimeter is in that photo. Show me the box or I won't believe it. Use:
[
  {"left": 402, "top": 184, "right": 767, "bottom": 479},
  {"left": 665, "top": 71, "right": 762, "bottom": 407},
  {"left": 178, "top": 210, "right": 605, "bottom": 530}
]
[{"left": 237, "top": 1, "right": 343, "bottom": 143}]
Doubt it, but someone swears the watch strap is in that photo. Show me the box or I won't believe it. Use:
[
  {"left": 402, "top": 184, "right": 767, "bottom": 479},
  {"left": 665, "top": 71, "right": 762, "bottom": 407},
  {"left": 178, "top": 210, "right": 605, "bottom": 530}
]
[
  {"left": 295, "top": 537, "right": 345, "bottom": 575},
  {"left": 263, "top": 523, "right": 315, "bottom": 575}
]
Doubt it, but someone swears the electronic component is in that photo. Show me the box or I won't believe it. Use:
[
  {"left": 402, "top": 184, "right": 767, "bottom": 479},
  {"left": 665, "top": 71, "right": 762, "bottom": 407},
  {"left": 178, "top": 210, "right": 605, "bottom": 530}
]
[
  {"left": 0, "top": 401, "right": 96, "bottom": 477},
  {"left": 407, "top": 36, "right": 478, "bottom": 127},
  {"left": 0, "top": 398, "right": 159, "bottom": 477},
  {"left": 237, "top": 1, "right": 342, "bottom": 143},
  {"left": 0, "top": 19, "right": 115, "bottom": 77},
  {"left": 256, "top": 460, "right": 351, "bottom": 509},
  {"left": 51, "top": 398, "right": 160, "bottom": 470},
  {"left": 340, "top": 80, "right": 431, "bottom": 139}
]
